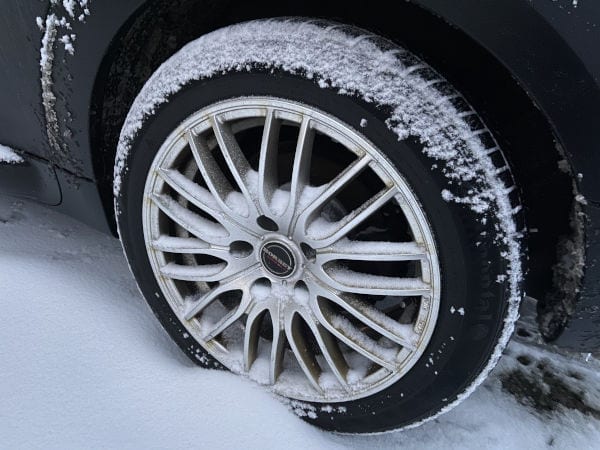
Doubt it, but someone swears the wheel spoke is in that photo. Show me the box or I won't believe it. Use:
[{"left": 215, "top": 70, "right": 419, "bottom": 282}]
[
  {"left": 285, "top": 312, "right": 323, "bottom": 392},
  {"left": 258, "top": 109, "right": 281, "bottom": 214},
  {"left": 151, "top": 236, "right": 211, "bottom": 254},
  {"left": 151, "top": 236, "right": 230, "bottom": 257},
  {"left": 158, "top": 168, "right": 258, "bottom": 238},
  {"left": 186, "top": 131, "right": 243, "bottom": 217},
  {"left": 160, "top": 262, "right": 227, "bottom": 282},
  {"left": 283, "top": 116, "right": 315, "bottom": 229},
  {"left": 204, "top": 291, "right": 252, "bottom": 341},
  {"left": 184, "top": 267, "right": 260, "bottom": 320},
  {"left": 314, "top": 288, "right": 419, "bottom": 351},
  {"left": 270, "top": 323, "right": 285, "bottom": 385},
  {"left": 154, "top": 235, "right": 257, "bottom": 283},
  {"left": 328, "top": 319, "right": 396, "bottom": 370},
  {"left": 243, "top": 306, "right": 269, "bottom": 371},
  {"left": 306, "top": 186, "right": 398, "bottom": 247},
  {"left": 293, "top": 155, "right": 371, "bottom": 235},
  {"left": 300, "top": 312, "right": 349, "bottom": 389},
  {"left": 159, "top": 168, "right": 221, "bottom": 218},
  {"left": 211, "top": 115, "right": 261, "bottom": 218},
  {"left": 311, "top": 299, "right": 396, "bottom": 371},
  {"left": 320, "top": 266, "right": 430, "bottom": 296},
  {"left": 316, "top": 240, "right": 427, "bottom": 263},
  {"left": 150, "top": 193, "right": 229, "bottom": 246}
]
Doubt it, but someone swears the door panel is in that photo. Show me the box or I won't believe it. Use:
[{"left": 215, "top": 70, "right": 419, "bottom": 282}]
[{"left": 0, "top": 2, "right": 49, "bottom": 160}]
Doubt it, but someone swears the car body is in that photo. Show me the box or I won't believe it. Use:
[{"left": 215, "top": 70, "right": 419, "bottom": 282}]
[{"left": 0, "top": 0, "right": 598, "bottom": 352}]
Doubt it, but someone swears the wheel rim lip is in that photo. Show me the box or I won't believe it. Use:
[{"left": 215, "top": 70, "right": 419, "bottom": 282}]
[{"left": 141, "top": 96, "right": 442, "bottom": 402}]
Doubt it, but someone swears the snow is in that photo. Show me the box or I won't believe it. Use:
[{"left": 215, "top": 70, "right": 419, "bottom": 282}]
[
  {"left": 39, "top": 13, "right": 60, "bottom": 161},
  {"left": 50, "top": 0, "right": 90, "bottom": 21},
  {"left": 225, "top": 190, "right": 250, "bottom": 216},
  {"left": 67, "top": 0, "right": 90, "bottom": 20},
  {"left": 152, "top": 235, "right": 209, "bottom": 252},
  {"left": 0, "top": 144, "right": 23, "bottom": 164},
  {"left": 36, "top": 1, "right": 92, "bottom": 171},
  {"left": 59, "top": 34, "right": 75, "bottom": 55},
  {"left": 449, "top": 306, "right": 465, "bottom": 316},
  {"left": 332, "top": 239, "right": 424, "bottom": 256},
  {"left": 152, "top": 194, "right": 228, "bottom": 240},
  {"left": 0, "top": 194, "right": 599, "bottom": 447},
  {"left": 558, "top": 158, "right": 571, "bottom": 174},
  {"left": 329, "top": 315, "right": 397, "bottom": 361},
  {"left": 160, "top": 261, "right": 226, "bottom": 279},
  {"left": 39, "top": 2, "right": 90, "bottom": 55},
  {"left": 113, "top": 19, "right": 523, "bottom": 426},
  {"left": 329, "top": 295, "right": 418, "bottom": 347},
  {"left": 161, "top": 168, "right": 221, "bottom": 211},
  {"left": 62, "top": 0, "right": 76, "bottom": 18},
  {"left": 327, "top": 267, "right": 427, "bottom": 291}
]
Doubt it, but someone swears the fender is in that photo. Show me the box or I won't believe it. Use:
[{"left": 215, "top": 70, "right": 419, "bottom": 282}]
[{"left": 405, "top": 0, "right": 600, "bottom": 350}]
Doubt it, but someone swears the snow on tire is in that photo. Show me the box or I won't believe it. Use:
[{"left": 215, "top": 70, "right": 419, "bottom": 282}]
[{"left": 114, "top": 19, "right": 523, "bottom": 433}]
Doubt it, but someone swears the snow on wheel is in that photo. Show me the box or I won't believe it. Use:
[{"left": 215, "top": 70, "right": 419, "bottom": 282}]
[{"left": 114, "top": 19, "right": 522, "bottom": 433}]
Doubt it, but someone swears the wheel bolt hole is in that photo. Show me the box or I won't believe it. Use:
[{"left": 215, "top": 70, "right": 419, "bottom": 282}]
[
  {"left": 229, "top": 241, "right": 253, "bottom": 258},
  {"left": 300, "top": 243, "right": 316, "bottom": 261},
  {"left": 256, "top": 215, "right": 278, "bottom": 232}
]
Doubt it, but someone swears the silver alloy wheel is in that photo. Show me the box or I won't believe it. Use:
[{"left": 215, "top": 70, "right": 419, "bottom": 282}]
[{"left": 142, "top": 97, "right": 441, "bottom": 402}]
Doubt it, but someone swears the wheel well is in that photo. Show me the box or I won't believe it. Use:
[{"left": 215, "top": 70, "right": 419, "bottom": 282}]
[{"left": 90, "top": 0, "right": 574, "bottom": 304}]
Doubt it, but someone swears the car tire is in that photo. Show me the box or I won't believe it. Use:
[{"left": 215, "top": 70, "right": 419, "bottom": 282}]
[{"left": 114, "top": 19, "right": 523, "bottom": 433}]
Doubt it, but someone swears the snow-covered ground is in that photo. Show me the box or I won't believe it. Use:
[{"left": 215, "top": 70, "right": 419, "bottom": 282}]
[{"left": 1, "top": 193, "right": 599, "bottom": 449}]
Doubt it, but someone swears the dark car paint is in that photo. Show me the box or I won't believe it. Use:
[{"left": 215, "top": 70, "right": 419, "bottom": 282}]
[
  {"left": 0, "top": 0, "right": 598, "bottom": 350},
  {"left": 0, "top": 2, "right": 48, "bottom": 162},
  {"left": 411, "top": 1, "right": 600, "bottom": 351}
]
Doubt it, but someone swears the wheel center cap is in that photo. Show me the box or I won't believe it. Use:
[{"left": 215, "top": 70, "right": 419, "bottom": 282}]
[{"left": 260, "top": 241, "right": 296, "bottom": 278}]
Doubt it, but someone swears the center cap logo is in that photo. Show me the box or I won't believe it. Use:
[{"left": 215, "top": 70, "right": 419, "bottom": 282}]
[{"left": 261, "top": 242, "right": 296, "bottom": 278}]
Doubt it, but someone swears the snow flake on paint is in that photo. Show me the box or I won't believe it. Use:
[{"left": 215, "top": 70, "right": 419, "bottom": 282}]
[
  {"left": 450, "top": 306, "right": 465, "bottom": 316},
  {"left": 40, "top": 1, "right": 91, "bottom": 57},
  {"left": 59, "top": 34, "right": 76, "bottom": 55},
  {"left": 575, "top": 194, "right": 587, "bottom": 205}
]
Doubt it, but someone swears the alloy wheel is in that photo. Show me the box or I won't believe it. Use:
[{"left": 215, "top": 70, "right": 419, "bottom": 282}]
[{"left": 142, "top": 97, "right": 441, "bottom": 402}]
